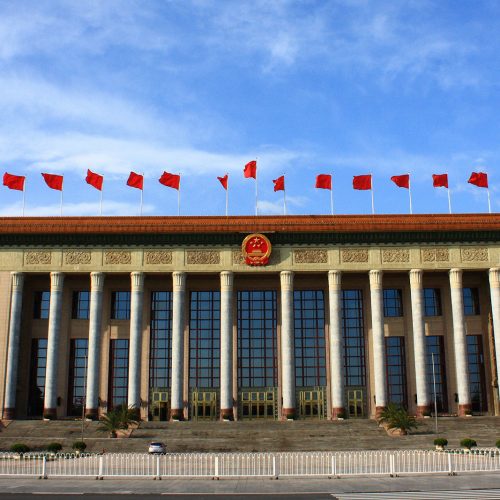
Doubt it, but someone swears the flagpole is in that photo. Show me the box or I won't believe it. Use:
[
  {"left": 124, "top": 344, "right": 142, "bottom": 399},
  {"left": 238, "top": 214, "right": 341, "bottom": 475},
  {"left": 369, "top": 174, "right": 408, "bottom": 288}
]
[
  {"left": 177, "top": 173, "right": 181, "bottom": 216},
  {"left": 487, "top": 189, "right": 492, "bottom": 214},
  {"left": 99, "top": 187, "right": 103, "bottom": 216},
  {"left": 255, "top": 158, "right": 258, "bottom": 216},
  {"left": 140, "top": 173, "right": 144, "bottom": 216},
  {"left": 225, "top": 173, "right": 229, "bottom": 217},
  {"left": 447, "top": 188, "right": 452, "bottom": 214},
  {"left": 22, "top": 183, "right": 26, "bottom": 217},
  {"left": 283, "top": 173, "right": 287, "bottom": 216},
  {"left": 371, "top": 175, "right": 375, "bottom": 215},
  {"left": 408, "top": 174, "right": 413, "bottom": 214},
  {"left": 60, "top": 185, "right": 63, "bottom": 217},
  {"left": 330, "top": 181, "right": 334, "bottom": 215}
]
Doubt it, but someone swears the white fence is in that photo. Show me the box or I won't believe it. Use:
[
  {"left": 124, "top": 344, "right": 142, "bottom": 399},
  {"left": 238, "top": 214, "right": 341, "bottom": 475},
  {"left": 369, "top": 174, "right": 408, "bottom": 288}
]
[{"left": 0, "top": 449, "right": 498, "bottom": 479}]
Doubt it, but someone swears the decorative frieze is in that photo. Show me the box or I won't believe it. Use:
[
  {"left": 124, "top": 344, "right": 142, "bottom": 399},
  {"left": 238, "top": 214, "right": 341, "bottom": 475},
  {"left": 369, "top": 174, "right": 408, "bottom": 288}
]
[
  {"left": 461, "top": 247, "right": 489, "bottom": 262},
  {"left": 382, "top": 249, "right": 409, "bottom": 263},
  {"left": 341, "top": 249, "right": 368, "bottom": 263},
  {"left": 25, "top": 251, "right": 51, "bottom": 265},
  {"left": 186, "top": 250, "right": 220, "bottom": 265},
  {"left": 233, "top": 249, "right": 281, "bottom": 265},
  {"left": 145, "top": 251, "right": 172, "bottom": 265},
  {"left": 104, "top": 251, "right": 131, "bottom": 265},
  {"left": 294, "top": 249, "right": 328, "bottom": 264},
  {"left": 421, "top": 248, "right": 449, "bottom": 262},
  {"left": 65, "top": 251, "right": 91, "bottom": 265}
]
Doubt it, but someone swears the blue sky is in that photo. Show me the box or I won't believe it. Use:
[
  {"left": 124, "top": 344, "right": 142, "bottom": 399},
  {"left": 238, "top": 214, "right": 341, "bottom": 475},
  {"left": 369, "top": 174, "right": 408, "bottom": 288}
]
[{"left": 0, "top": 0, "right": 498, "bottom": 216}]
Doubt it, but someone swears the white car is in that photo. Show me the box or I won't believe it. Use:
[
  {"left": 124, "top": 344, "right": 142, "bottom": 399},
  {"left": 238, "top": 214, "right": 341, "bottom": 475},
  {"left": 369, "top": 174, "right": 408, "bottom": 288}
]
[{"left": 148, "top": 442, "right": 166, "bottom": 454}]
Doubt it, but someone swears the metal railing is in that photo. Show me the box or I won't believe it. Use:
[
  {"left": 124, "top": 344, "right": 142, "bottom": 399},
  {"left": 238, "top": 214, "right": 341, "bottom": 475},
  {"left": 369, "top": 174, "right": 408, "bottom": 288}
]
[{"left": 0, "top": 449, "right": 498, "bottom": 479}]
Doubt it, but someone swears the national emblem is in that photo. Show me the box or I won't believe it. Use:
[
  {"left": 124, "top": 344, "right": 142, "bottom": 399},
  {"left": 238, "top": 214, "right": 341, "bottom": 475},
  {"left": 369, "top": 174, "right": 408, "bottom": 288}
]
[{"left": 242, "top": 233, "right": 272, "bottom": 266}]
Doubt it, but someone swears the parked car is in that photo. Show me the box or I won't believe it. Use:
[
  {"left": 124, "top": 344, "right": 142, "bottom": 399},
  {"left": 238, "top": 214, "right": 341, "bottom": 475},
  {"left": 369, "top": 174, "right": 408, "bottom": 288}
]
[{"left": 148, "top": 442, "right": 166, "bottom": 454}]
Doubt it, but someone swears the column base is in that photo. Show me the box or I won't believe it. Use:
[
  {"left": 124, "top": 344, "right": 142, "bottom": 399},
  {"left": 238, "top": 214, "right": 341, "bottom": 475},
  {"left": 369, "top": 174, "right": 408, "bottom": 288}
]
[
  {"left": 416, "top": 405, "right": 432, "bottom": 418},
  {"left": 281, "top": 407, "right": 295, "bottom": 420},
  {"left": 84, "top": 408, "right": 99, "bottom": 420},
  {"left": 375, "top": 406, "right": 386, "bottom": 419},
  {"left": 220, "top": 408, "right": 234, "bottom": 421},
  {"left": 3, "top": 408, "right": 15, "bottom": 420},
  {"left": 43, "top": 408, "right": 57, "bottom": 420},
  {"left": 331, "top": 407, "right": 346, "bottom": 419},
  {"left": 458, "top": 404, "right": 473, "bottom": 416},
  {"left": 170, "top": 408, "right": 184, "bottom": 421}
]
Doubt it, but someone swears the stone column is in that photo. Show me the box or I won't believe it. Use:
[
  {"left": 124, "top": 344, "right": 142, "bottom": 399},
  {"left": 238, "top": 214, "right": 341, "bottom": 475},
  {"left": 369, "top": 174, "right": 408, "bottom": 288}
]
[
  {"left": 3, "top": 272, "right": 25, "bottom": 419},
  {"left": 489, "top": 268, "right": 500, "bottom": 403},
  {"left": 85, "top": 272, "right": 105, "bottom": 419},
  {"left": 220, "top": 271, "right": 234, "bottom": 420},
  {"left": 170, "top": 271, "right": 186, "bottom": 420},
  {"left": 328, "top": 270, "right": 344, "bottom": 418},
  {"left": 280, "top": 271, "right": 295, "bottom": 419},
  {"left": 43, "top": 272, "right": 65, "bottom": 419},
  {"left": 369, "top": 270, "right": 387, "bottom": 416},
  {"left": 409, "top": 269, "right": 431, "bottom": 416},
  {"left": 449, "top": 268, "right": 471, "bottom": 416},
  {"left": 128, "top": 272, "right": 145, "bottom": 414}
]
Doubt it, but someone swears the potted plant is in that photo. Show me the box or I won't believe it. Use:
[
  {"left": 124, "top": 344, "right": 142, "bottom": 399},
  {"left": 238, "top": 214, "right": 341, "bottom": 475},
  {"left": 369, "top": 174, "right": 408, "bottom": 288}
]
[
  {"left": 72, "top": 441, "right": 87, "bottom": 455},
  {"left": 46, "top": 442, "right": 63, "bottom": 455},
  {"left": 433, "top": 438, "right": 448, "bottom": 451},
  {"left": 10, "top": 443, "right": 29, "bottom": 457},
  {"left": 377, "top": 403, "right": 418, "bottom": 436},
  {"left": 460, "top": 438, "right": 477, "bottom": 452},
  {"left": 496, "top": 439, "right": 500, "bottom": 449}
]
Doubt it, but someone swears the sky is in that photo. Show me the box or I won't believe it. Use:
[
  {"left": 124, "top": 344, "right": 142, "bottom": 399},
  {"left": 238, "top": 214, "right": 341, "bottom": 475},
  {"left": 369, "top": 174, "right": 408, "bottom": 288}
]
[{"left": 0, "top": 0, "right": 498, "bottom": 217}]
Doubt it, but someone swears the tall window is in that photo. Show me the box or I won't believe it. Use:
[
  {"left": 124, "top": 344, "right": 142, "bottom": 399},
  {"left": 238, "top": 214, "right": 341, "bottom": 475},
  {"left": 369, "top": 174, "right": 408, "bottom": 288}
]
[
  {"left": 33, "top": 291, "right": 50, "bottom": 319},
  {"left": 294, "top": 290, "right": 326, "bottom": 387},
  {"left": 111, "top": 291, "right": 131, "bottom": 320},
  {"left": 425, "top": 335, "right": 448, "bottom": 413},
  {"left": 28, "top": 338, "right": 48, "bottom": 416},
  {"left": 342, "top": 290, "right": 366, "bottom": 387},
  {"left": 383, "top": 289, "right": 403, "bottom": 317},
  {"left": 424, "top": 288, "right": 442, "bottom": 316},
  {"left": 150, "top": 291, "right": 173, "bottom": 390},
  {"left": 467, "top": 335, "right": 487, "bottom": 412},
  {"left": 68, "top": 339, "right": 88, "bottom": 416},
  {"left": 238, "top": 290, "right": 277, "bottom": 388},
  {"left": 72, "top": 291, "right": 90, "bottom": 319},
  {"left": 463, "top": 288, "right": 480, "bottom": 316},
  {"left": 385, "top": 337, "right": 407, "bottom": 407},
  {"left": 190, "top": 291, "right": 220, "bottom": 389},
  {"left": 108, "top": 339, "right": 129, "bottom": 408}
]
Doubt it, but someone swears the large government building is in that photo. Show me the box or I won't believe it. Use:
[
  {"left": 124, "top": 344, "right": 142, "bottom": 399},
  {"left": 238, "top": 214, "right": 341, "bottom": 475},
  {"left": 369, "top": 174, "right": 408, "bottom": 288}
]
[{"left": 0, "top": 214, "right": 499, "bottom": 422}]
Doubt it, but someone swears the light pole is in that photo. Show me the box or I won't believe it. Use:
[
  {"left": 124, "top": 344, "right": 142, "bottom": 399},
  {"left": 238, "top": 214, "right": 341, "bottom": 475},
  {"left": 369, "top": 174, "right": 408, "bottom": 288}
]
[
  {"left": 81, "top": 353, "right": 88, "bottom": 444},
  {"left": 431, "top": 352, "right": 438, "bottom": 434}
]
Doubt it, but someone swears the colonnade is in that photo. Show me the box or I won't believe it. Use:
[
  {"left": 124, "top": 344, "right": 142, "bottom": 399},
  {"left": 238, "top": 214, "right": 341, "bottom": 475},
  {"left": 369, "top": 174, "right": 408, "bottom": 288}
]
[{"left": 2, "top": 267, "right": 500, "bottom": 420}]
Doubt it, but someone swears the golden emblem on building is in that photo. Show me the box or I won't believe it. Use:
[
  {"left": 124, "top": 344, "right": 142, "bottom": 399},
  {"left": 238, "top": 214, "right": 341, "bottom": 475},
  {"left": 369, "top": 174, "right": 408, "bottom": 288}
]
[{"left": 242, "top": 233, "right": 272, "bottom": 266}]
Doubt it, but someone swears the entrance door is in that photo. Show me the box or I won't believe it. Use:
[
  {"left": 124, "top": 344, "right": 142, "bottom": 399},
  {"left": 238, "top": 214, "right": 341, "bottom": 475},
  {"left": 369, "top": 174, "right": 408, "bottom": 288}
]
[
  {"left": 192, "top": 391, "right": 218, "bottom": 420},
  {"left": 239, "top": 389, "right": 277, "bottom": 419},
  {"left": 150, "top": 391, "right": 169, "bottom": 421},
  {"left": 347, "top": 389, "right": 364, "bottom": 418},
  {"left": 298, "top": 388, "right": 325, "bottom": 419}
]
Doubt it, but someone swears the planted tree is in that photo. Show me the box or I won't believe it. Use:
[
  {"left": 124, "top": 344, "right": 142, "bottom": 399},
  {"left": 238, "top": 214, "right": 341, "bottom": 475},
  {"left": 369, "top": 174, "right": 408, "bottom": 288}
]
[
  {"left": 97, "top": 410, "right": 124, "bottom": 438},
  {"left": 377, "top": 403, "right": 418, "bottom": 435}
]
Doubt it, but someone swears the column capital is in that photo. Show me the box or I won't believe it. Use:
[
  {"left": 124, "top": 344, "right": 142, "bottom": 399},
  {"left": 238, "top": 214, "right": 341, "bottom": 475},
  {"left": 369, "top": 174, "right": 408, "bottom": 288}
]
[
  {"left": 280, "top": 270, "right": 294, "bottom": 291},
  {"left": 449, "top": 268, "right": 463, "bottom": 288},
  {"left": 50, "top": 272, "right": 65, "bottom": 291},
  {"left": 409, "top": 269, "right": 423, "bottom": 289},
  {"left": 369, "top": 269, "right": 383, "bottom": 289},
  {"left": 220, "top": 271, "right": 234, "bottom": 291},
  {"left": 489, "top": 268, "right": 500, "bottom": 288},
  {"left": 90, "top": 272, "right": 105, "bottom": 291},
  {"left": 130, "top": 271, "right": 145, "bottom": 291},
  {"left": 10, "top": 272, "right": 24, "bottom": 290},
  {"left": 172, "top": 271, "right": 186, "bottom": 292},
  {"left": 328, "top": 270, "right": 342, "bottom": 290}
]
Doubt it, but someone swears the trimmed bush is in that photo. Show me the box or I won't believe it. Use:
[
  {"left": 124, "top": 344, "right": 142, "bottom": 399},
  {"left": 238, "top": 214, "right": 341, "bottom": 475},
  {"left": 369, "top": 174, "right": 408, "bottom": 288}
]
[
  {"left": 46, "top": 442, "right": 63, "bottom": 453},
  {"left": 434, "top": 438, "right": 448, "bottom": 447},
  {"left": 72, "top": 441, "right": 87, "bottom": 452},
  {"left": 460, "top": 438, "right": 477, "bottom": 450},
  {"left": 10, "top": 443, "right": 30, "bottom": 454}
]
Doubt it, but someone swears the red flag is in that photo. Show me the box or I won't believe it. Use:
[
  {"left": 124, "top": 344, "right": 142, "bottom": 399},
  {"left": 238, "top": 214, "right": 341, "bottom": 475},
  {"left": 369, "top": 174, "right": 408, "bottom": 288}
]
[
  {"left": 85, "top": 169, "right": 103, "bottom": 191},
  {"left": 159, "top": 171, "right": 180, "bottom": 190},
  {"left": 432, "top": 173, "right": 448, "bottom": 188},
  {"left": 217, "top": 174, "right": 228, "bottom": 190},
  {"left": 391, "top": 174, "right": 410, "bottom": 189},
  {"left": 243, "top": 160, "right": 257, "bottom": 179},
  {"left": 353, "top": 174, "right": 372, "bottom": 190},
  {"left": 315, "top": 174, "right": 332, "bottom": 190},
  {"left": 42, "top": 173, "right": 63, "bottom": 191},
  {"left": 468, "top": 172, "right": 488, "bottom": 188},
  {"left": 273, "top": 175, "right": 285, "bottom": 192},
  {"left": 3, "top": 172, "right": 25, "bottom": 191},
  {"left": 127, "top": 171, "right": 143, "bottom": 190}
]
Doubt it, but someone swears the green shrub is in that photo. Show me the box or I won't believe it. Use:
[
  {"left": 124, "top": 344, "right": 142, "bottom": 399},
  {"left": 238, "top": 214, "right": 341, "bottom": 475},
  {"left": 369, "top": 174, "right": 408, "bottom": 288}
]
[
  {"left": 460, "top": 438, "right": 477, "bottom": 450},
  {"left": 72, "top": 441, "right": 87, "bottom": 452},
  {"left": 10, "top": 443, "right": 30, "bottom": 454},
  {"left": 495, "top": 439, "right": 500, "bottom": 449},
  {"left": 377, "top": 403, "right": 418, "bottom": 435},
  {"left": 434, "top": 438, "right": 448, "bottom": 447},
  {"left": 46, "top": 442, "right": 63, "bottom": 453}
]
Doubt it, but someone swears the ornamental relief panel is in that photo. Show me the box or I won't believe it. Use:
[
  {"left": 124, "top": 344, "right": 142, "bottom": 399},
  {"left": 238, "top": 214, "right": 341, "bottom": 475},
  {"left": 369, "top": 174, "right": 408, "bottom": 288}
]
[
  {"left": 232, "top": 249, "right": 281, "bottom": 265},
  {"left": 25, "top": 251, "right": 51, "bottom": 265},
  {"left": 382, "top": 249, "right": 409, "bottom": 263},
  {"left": 421, "top": 248, "right": 450, "bottom": 262},
  {"left": 341, "top": 249, "right": 368, "bottom": 263},
  {"left": 145, "top": 251, "right": 172, "bottom": 265},
  {"left": 186, "top": 250, "right": 220, "bottom": 265},
  {"left": 294, "top": 249, "right": 328, "bottom": 264},
  {"left": 104, "top": 251, "right": 132, "bottom": 265},
  {"left": 65, "top": 251, "right": 91, "bottom": 265},
  {"left": 461, "top": 247, "right": 489, "bottom": 262}
]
